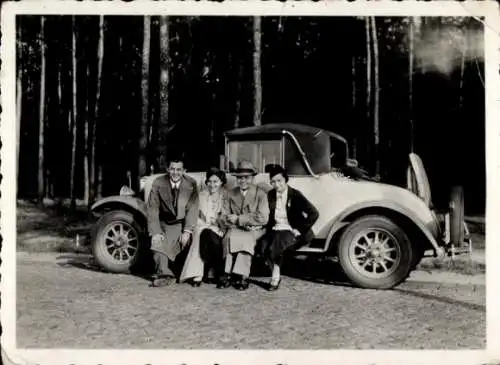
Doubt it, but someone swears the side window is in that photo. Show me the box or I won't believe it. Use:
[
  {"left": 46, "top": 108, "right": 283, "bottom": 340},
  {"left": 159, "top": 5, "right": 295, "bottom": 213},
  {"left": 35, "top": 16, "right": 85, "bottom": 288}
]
[{"left": 228, "top": 140, "right": 283, "bottom": 173}]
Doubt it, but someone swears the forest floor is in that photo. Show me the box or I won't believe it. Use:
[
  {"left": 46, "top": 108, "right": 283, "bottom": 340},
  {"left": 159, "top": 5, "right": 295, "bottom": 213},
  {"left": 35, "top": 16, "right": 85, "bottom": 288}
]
[{"left": 12, "top": 201, "right": 486, "bottom": 349}]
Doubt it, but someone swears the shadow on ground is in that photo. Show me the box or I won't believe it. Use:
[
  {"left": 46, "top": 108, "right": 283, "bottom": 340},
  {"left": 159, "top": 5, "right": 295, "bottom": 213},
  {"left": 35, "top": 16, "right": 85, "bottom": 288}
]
[{"left": 56, "top": 250, "right": 354, "bottom": 288}]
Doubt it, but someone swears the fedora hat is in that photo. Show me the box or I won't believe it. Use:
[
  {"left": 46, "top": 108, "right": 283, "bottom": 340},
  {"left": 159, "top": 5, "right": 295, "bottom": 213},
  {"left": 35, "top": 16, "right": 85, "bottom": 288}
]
[{"left": 233, "top": 161, "right": 258, "bottom": 177}]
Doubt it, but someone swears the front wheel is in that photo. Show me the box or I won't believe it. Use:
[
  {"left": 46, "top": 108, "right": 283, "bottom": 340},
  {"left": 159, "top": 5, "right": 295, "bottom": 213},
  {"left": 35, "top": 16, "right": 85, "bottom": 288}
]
[
  {"left": 91, "top": 210, "right": 144, "bottom": 273},
  {"left": 337, "top": 215, "right": 413, "bottom": 289}
]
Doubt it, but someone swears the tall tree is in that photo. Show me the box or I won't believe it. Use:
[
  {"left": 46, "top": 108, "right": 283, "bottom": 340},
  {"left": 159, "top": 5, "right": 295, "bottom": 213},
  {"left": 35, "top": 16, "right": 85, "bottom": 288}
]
[
  {"left": 234, "top": 59, "right": 243, "bottom": 128},
  {"left": 83, "top": 63, "right": 91, "bottom": 205},
  {"left": 16, "top": 19, "right": 23, "bottom": 185},
  {"left": 371, "top": 16, "right": 380, "bottom": 178},
  {"left": 158, "top": 16, "right": 170, "bottom": 168},
  {"left": 138, "top": 15, "right": 151, "bottom": 186},
  {"left": 458, "top": 29, "right": 467, "bottom": 110},
  {"left": 70, "top": 16, "right": 78, "bottom": 207},
  {"left": 253, "top": 16, "right": 262, "bottom": 126},
  {"left": 37, "top": 16, "right": 46, "bottom": 205},
  {"left": 351, "top": 55, "right": 357, "bottom": 160},
  {"left": 408, "top": 17, "right": 415, "bottom": 153},
  {"left": 91, "top": 15, "right": 104, "bottom": 203},
  {"left": 365, "top": 17, "right": 372, "bottom": 164}
]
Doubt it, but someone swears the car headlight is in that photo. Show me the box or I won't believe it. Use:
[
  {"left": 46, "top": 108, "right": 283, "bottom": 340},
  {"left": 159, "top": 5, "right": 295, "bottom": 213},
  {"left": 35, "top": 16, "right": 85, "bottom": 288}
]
[{"left": 120, "top": 186, "right": 135, "bottom": 196}]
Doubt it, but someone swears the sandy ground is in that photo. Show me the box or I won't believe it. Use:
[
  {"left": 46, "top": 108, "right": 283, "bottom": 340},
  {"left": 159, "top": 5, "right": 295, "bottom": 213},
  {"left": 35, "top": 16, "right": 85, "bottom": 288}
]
[{"left": 16, "top": 252, "right": 485, "bottom": 349}]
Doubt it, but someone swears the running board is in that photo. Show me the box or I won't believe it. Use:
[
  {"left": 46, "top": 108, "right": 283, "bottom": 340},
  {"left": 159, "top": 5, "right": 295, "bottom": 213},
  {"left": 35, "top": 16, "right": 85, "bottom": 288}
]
[{"left": 296, "top": 246, "right": 326, "bottom": 253}]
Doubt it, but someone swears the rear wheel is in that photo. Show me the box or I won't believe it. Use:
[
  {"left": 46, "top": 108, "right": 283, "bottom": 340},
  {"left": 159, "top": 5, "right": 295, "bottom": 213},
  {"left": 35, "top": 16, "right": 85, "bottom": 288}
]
[
  {"left": 91, "top": 210, "right": 144, "bottom": 273},
  {"left": 338, "top": 215, "right": 413, "bottom": 289}
]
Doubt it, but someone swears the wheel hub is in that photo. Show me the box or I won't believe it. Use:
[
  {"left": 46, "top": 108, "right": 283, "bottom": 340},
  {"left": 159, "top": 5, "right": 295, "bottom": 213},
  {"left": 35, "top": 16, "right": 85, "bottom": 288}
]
[
  {"left": 349, "top": 228, "right": 401, "bottom": 278},
  {"left": 104, "top": 222, "right": 139, "bottom": 262}
]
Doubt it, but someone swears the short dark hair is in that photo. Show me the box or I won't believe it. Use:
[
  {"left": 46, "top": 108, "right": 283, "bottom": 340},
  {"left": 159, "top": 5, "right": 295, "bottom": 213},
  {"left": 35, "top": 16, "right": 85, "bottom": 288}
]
[
  {"left": 268, "top": 164, "right": 289, "bottom": 182},
  {"left": 205, "top": 167, "right": 227, "bottom": 186},
  {"left": 167, "top": 154, "right": 185, "bottom": 167}
]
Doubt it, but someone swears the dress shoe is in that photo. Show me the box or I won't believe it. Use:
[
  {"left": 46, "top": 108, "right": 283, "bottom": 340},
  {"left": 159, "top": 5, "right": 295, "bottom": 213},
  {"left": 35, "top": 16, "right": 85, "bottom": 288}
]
[
  {"left": 268, "top": 277, "right": 281, "bottom": 292},
  {"left": 234, "top": 278, "right": 250, "bottom": 291},
  {"left": 191, "top": 279, "right": 202, "bottom": 287},
  {"left": 216, "top": 275, "right": 231, "bottom": 289},
  {"left": 151, "top": 275, "right": 175, "bottom": 287}
]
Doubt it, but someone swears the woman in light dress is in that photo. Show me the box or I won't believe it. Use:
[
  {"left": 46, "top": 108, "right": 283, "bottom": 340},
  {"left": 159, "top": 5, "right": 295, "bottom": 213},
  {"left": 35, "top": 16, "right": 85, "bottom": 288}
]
[{"left": 179, "top": 167, "right": 228, "bottom": 287}]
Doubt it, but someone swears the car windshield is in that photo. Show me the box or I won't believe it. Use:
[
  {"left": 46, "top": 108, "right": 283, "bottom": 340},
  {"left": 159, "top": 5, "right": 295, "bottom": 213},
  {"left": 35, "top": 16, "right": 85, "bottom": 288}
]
[{"left": 227, "top": 140, "right": 283, "bottom": 173}]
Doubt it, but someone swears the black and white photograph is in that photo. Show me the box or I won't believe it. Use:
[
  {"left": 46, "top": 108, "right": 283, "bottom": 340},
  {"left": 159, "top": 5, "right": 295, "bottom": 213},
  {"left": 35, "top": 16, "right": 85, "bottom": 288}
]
[{"left": 1, "top": 1, "right": 499, "bottom": 364}]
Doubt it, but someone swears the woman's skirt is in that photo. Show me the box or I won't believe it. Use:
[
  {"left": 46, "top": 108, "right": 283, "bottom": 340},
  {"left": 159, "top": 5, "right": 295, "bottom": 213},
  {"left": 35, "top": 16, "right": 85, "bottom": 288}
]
[
  {"left": 179, "top": 225, "right": 222, "bottom": 282},
  {"left": 263, "top": 229, "right": 297, "bottom": 265}
]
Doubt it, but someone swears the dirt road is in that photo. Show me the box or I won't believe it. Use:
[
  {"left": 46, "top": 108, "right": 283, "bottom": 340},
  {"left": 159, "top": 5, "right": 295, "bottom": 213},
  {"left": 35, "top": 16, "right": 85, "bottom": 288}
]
[{"left": 16, "top": 252, "right": 485, "bottom": 349}]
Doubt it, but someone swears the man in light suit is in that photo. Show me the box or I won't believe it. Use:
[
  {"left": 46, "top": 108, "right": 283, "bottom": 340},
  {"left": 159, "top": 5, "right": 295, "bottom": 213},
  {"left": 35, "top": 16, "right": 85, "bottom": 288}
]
[
  {"left": 220, "top": 161, "right": 269, "bottom": 290},
  {"left": 147, "top": 157, "right": 199, "bottom": 287}
]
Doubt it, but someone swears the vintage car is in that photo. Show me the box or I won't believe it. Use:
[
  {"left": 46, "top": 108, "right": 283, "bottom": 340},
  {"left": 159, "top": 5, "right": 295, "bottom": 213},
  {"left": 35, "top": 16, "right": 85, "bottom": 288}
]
[{"left": 89, "top": 123, "right": 471, "bottom": 289}]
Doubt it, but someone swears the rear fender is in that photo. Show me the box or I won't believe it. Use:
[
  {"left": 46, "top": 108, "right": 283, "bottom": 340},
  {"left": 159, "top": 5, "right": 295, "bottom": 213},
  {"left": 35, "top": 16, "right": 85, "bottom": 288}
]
[
  {"left": 323, "top": 201, "right": 443, "bottom": 257},
  {"left": 91, "top": 196, "right": 148, "bottom": 221}
]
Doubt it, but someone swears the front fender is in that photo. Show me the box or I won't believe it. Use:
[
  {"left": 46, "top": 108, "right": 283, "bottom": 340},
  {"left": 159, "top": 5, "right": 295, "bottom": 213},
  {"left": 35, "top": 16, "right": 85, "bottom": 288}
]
[
  {"left": 91, "top": 195, "right": 148, "bottom": 219},
  {"left": 323, "top": 200, "right": 443, "bottom": 256}
]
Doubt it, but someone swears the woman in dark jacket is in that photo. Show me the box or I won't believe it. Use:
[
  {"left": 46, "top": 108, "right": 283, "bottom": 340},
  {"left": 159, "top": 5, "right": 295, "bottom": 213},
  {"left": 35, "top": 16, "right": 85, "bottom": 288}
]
[{"left": 262, "top": 165, "right": 319, "bottom": 291}]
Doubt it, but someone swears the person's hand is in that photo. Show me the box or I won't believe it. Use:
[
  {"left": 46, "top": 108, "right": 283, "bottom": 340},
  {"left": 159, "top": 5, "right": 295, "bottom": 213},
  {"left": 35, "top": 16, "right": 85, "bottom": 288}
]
[
  {"left": 227, "top": 214, "right": 238, "bottom": 225},
  {"left": 152, "top": 234, "right": 164, "bottom": 246},
  {"left": 292, "top": 229, "right": 301, "bottom": 238},
  {"left": 180, "top": 231, "right": 191, "bottom": 246}
]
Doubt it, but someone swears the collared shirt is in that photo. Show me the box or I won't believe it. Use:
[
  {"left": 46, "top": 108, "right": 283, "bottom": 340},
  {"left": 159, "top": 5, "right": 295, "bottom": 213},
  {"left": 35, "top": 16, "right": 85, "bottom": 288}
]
[
  {"left": 240, "top": 188, "right": 248, "bottom": 197},
  {"left": 170, "top": 180, "right": 180, "bottom": 190},
  {"left": 273, "top": 187, "right": 293, "bottom": 231}
]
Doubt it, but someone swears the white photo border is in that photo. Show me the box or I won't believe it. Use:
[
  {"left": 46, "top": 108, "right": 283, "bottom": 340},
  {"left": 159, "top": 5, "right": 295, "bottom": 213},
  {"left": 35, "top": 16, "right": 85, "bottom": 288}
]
[{"left": 1, "top": 1, "right": 499, "bottom": 364}]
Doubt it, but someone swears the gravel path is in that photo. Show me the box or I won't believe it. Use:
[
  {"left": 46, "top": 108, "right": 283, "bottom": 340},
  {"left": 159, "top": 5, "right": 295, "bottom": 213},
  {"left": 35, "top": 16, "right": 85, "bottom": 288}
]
[{"left": 16, "top": 252, "right": 485, "bottom": 349}]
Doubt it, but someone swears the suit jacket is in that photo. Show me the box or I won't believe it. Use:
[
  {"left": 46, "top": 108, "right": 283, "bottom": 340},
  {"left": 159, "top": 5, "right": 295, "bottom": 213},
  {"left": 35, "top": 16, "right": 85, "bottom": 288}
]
[
  {"left": 267, "top": 186, "right": 319, "bottom": 247},
  {"left": 221, "top": 184, "right": 269, "bottom": 230},
  {"left": 147, "top": 173, "right": 200, "bottom": 237},
  {"left": 221, "top": 184, "right": 269, "bottom": 255}
]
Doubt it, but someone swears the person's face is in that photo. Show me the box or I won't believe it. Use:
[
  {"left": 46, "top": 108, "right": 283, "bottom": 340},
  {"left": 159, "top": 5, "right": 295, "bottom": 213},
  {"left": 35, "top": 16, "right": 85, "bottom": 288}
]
[
  {"left": 236, "top": 175, "right": 253, "bottom": 190},
  {"left": 168, "top": 162, "right": 184, "bottom": 182},
  {"left": 270, "top": 173, "right": 287, "bottom": 193},
  {"left": 207, "top": 175, "right": 223, "bottom": 194}
]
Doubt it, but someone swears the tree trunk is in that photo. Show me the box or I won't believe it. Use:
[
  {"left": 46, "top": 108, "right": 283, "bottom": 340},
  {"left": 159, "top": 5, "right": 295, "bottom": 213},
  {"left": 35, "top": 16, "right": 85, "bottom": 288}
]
[
  {"left": 56, "top": 61, "right": 63, "bottom": 202},
  {"left": 408, "top": 17, "right": 415, "bottom": 153},
  {"left": 252, "top": 16, "right": 262, "bottom": 126},
  {"left": 234, "top": 60, "right": 243, "bottom": 129},
  {"left": 365, "top": 17, "right": 372, "bottom": 166},
  {"left": 158, "top": 16, "right": 170, "bottom": 169},
  {"left": 371, "top": 17, "right": 380, "bottom": 178},
  {"left": 351, "top": 55, "right": 357, "bottom": 160},
  {"left": 91, "top": 15, "right": 104, "bottom": 203},
  {"left": 138, "top": 16, "right": 151, "bottom": 185},
  {"left": 83, "top": 63, "right": 90, "bottom": 205},
  {"left": 458, "top": 32, "right": 467, "bottom": 110},
  {"left": 70, "top": 16, "right": 78, "bottom": 208},
  {"left": 16, "top": 21, "right": 23, "bottom": 187},
  {"left": 37, "top": 16, "right": 46, "bottom": 206}
]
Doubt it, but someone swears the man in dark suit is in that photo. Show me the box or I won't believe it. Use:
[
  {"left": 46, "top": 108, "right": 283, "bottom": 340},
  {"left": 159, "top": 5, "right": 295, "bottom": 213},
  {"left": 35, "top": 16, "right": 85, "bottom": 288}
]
[
  {"left": 147, "top": 157, "right": 200, "bottom": 287},
  {"left": 262, "top": 164, "right": 319, "bottom": 291}
]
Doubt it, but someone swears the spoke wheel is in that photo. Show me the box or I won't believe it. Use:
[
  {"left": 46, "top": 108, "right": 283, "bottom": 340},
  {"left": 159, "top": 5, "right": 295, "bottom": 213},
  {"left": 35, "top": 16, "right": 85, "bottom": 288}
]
[
  {"left": 91, "top": 210, "right": 145, "bottom": 273},
  {"left": 102, "top": 222, "right": 139, "bottom": 263},
  {"left": 338, "top": 215, "right": 413, "bottom": 289},
  {"left": 348, "top": 229, "right": 401, "bottom": 278}
]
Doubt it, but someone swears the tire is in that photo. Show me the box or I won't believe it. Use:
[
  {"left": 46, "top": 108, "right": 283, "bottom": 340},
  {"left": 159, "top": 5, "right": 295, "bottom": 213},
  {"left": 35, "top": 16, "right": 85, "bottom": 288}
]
[
  {"left": 449, "top": 185, "right": 465, "bottom": 245},
  {"left": 337, "top": 215, "right": 413, "bottom": 289},
  {"left": 91, "top": 210, "right": 144, "bottom": 273}
]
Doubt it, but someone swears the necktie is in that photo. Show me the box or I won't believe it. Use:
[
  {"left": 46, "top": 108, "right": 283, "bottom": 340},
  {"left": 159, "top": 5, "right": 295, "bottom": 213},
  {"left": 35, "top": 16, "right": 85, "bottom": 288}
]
[{"left": 172, "top": 184, "right": 178, "bottom": 212}]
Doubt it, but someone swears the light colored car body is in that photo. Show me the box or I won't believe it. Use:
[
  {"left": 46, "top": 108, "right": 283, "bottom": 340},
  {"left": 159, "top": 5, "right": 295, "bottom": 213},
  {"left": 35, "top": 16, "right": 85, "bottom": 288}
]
[{"left": 90, "top": 123, "right": 470, "bottom": 288}]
